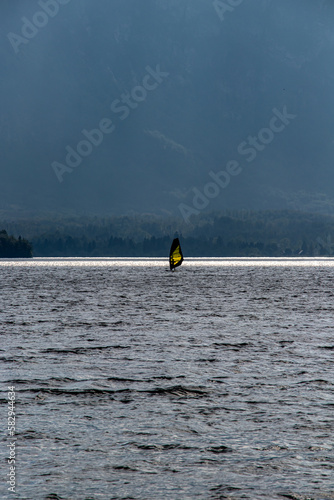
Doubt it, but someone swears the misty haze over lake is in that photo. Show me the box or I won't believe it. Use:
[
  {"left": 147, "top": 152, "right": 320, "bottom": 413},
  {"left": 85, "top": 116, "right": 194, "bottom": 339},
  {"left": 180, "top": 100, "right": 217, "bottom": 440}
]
[{"left": 2, "top": 0, "right": 334, "bottom": 218}]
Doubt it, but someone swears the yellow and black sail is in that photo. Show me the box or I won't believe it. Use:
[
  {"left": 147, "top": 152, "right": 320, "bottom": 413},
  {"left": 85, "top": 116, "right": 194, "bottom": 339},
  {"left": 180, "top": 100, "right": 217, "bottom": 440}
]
[{"left": 169, "top": 238, "right": 183, "bottom": 270}]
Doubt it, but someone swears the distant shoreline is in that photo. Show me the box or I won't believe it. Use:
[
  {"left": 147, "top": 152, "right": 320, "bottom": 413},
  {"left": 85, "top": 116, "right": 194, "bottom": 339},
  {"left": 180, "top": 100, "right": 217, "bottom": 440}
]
[
  {"left": 0, "top": 230, "right": 32, "bottom": 258},
  {"left": 3, "top": 209, "right": 334, "bottom": 258}
]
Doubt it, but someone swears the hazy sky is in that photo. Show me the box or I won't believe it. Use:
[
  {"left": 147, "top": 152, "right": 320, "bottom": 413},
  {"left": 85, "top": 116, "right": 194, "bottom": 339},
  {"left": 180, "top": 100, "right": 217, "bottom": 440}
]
[{"left": 1, "top": 0, "right": 334, "bottom": 218}]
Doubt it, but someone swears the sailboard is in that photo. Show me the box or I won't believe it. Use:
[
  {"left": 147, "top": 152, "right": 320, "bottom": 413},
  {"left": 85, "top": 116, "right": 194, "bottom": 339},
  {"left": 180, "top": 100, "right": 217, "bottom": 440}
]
[{"left": 169, "top": 238, "right": 183, "bottom": 271}]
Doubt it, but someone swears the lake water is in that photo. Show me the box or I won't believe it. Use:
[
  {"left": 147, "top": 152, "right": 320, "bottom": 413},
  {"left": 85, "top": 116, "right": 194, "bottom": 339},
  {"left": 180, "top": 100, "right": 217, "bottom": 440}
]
[{"left": 1, "top": 258, "right": 334, "bottom": 500}]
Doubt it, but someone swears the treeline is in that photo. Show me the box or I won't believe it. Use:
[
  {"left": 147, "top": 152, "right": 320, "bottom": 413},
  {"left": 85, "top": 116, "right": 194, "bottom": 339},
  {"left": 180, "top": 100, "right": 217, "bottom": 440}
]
[
  {"left": 0, "top": 230, "right": 32, "bottom": 258},
  {"left": 15, "top": 210, "right": 334, "bottom": 257},
  {"left": 31, "top": 234, "right": 294, "bottom": 257},
  {"left": 29, "top": 234, "right": 325, "bottom": 257},
  {"left": 32, "top": 235, "right": 172, "bottom": 257},
  {"left": 2, "top": 210, "right": 334, "bottom": 257}
]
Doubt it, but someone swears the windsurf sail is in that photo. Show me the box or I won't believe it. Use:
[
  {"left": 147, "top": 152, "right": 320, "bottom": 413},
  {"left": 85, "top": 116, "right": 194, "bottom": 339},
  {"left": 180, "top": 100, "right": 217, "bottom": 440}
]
[{"left": 169, "top": 238, "right": 183, "bottom": 270}]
